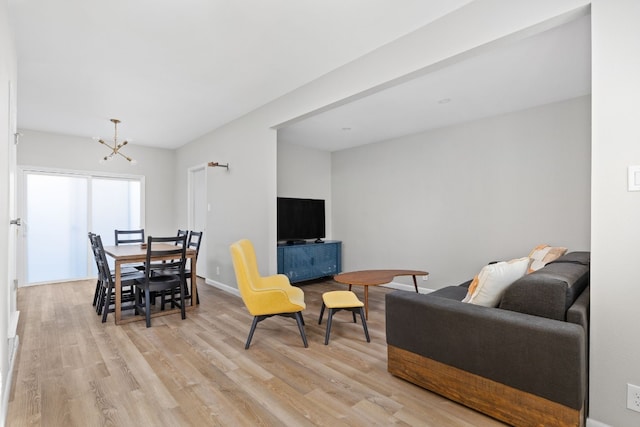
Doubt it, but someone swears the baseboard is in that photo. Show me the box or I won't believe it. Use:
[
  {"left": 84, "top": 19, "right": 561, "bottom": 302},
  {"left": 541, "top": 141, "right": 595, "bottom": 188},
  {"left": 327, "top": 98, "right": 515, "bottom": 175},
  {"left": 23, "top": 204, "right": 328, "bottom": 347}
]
[
  {"left": 8, "top": 311, "right": 19, "bottom": 339},
  {"left": 1, "top": 335, "right": 19, "bottom": 427},
  {"left": 382, "top": 281, "right": 434, "bottom": 294},
  {"left": 204, "top": 278, "right": 240, "bottom": 297},
  {"left": 586, "top": 419, "right": 611, "bottom": 427}
]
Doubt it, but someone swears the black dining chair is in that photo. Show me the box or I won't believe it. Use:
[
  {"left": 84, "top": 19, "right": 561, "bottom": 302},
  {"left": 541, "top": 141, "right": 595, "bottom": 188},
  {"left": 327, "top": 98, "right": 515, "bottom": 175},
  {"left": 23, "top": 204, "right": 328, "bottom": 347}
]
[
  {"left": 114, "top": 229, "right": 145, "bottom": 245},
  {"left": 89, "top": 232, "right": 139, "bottom": 309},
  {"left": 159, "top": 230, "right": 203, "bottom": 309},
  {"left": 184, "top": 230, "right": 203, "bottom": 304},
  {"left": 115, "top": 228, "right": 146, "bottom": 271},
  {"left": 91, "top": 234, "right": 144, "bottom": 322},
  {"left": 134, "top": 234, "right": 188, "bottom": 327}
]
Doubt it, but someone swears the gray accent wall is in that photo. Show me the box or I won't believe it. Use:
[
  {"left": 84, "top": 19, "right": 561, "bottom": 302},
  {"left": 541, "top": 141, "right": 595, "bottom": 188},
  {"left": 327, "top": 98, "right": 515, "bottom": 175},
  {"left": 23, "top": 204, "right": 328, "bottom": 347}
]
[{"left": 331, "top": 96, "right": 591, "bottom": 289}]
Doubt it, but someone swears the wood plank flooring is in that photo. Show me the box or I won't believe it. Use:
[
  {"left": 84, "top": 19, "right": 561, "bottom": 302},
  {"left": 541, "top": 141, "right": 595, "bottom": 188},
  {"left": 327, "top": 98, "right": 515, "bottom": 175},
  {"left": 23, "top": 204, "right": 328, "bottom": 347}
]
[{"left": 7, "top": 279, "right": 505, "bottom": 426}]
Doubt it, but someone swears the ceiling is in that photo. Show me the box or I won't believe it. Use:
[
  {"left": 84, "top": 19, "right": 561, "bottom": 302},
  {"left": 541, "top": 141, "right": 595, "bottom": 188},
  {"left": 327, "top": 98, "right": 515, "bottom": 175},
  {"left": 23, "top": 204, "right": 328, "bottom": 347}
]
[
  {"left": 9, "top": 0, "right": 474, "bottom": 149},
  {"left": 278, "top": 14, "right": 591, "bottom": 152}
]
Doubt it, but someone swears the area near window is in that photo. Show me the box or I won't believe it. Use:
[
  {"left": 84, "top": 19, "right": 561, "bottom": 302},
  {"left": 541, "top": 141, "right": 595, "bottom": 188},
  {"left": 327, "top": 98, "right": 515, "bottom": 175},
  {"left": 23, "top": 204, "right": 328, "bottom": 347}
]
[{"left": 20, "top": 168, "right": 144, "bottom": 285}]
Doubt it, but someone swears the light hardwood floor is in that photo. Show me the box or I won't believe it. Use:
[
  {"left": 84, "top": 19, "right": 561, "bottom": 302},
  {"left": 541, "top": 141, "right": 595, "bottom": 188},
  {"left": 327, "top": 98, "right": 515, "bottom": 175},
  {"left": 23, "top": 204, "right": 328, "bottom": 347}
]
[{"left": 7, "top": 279, "right": 505, "bottom": 426}]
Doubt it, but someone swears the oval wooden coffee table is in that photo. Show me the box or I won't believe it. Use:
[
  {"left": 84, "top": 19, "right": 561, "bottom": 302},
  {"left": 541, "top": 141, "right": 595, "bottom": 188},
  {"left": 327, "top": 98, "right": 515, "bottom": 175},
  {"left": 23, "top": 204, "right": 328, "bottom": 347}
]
[{"left": 333, "top": 269, "right": 428, "bottom": 319}]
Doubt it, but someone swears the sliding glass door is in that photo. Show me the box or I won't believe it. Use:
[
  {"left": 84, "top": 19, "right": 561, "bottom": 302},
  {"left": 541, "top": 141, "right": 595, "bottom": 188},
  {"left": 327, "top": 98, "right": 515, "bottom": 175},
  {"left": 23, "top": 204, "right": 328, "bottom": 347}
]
[
  {"left": 22, "top": 170, "right": 143, "bottom": 285},
  {"left": 91, "top": 177, "right": 141, "bottom": 247}
]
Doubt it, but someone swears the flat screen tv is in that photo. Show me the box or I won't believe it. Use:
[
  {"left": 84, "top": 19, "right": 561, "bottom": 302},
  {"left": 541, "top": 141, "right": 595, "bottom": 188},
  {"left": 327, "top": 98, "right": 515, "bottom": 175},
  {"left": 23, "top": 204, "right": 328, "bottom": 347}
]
[{"left": 277, "top": 197, "right": 325, "bottom": 243}]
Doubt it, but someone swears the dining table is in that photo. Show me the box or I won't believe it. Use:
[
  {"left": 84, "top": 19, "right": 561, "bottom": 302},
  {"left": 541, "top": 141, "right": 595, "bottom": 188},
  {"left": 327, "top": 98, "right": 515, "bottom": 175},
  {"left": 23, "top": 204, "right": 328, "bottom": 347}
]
[{"left": 103, "top": 243, "right": 198, "bottom": 325}]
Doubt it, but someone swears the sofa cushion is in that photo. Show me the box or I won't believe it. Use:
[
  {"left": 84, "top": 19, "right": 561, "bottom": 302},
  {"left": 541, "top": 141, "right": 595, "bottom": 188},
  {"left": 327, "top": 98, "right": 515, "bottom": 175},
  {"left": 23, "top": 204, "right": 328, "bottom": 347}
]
[
  {"left": 499, "top": 252, "right": 589, "bottom": 321},
  {"left": 549, "top": 250, "right": 590, "bottom": 266},
  {"left": 462, "top": 257, "right": 529, "bottom": 307}
]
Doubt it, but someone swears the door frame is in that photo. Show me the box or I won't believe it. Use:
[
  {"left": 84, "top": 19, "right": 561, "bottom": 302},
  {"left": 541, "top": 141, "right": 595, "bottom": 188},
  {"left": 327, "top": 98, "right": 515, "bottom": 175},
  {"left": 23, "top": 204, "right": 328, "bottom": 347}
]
[
  {"left": 187, "top": 163, "right": 207, "bottom": 278},
  {"left": 17, "top": 166, "right": 145, "bottom": 286}
]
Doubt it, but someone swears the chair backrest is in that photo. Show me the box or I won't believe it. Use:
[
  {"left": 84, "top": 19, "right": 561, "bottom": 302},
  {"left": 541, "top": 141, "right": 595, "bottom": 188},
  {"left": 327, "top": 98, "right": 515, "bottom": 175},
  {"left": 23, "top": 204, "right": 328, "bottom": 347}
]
[
  {"left": 92, "top": 234, "right": 114, "bottom": 287},
  {"left": 230, "top": 239, "right": 264, "bottom": 303},
  {"left": 88, "top": 232, "right": 99, "bottom": 271},
  {"left": 176, "top": 229, "right": 188, "bottom": 244},
  {"left": 143, "top": 235, "right": 188, "bottom": 281},
  {"left": 115, "top": 229, "right": 145, "bottom": 245},
  {"left": 187, "top": 231, "right": 203, "bottom": 259}
]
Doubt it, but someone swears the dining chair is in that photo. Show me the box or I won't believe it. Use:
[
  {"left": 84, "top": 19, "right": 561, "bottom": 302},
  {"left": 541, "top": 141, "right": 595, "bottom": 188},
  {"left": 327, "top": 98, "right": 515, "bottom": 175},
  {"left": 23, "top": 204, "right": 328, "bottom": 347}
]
[
  {"left": 89, "top": 232, "right": 138, "bottom": 309},
  {"left": 134, "top": 234, "right": 188, "bottom": 327},
  {"left": 184, "top": 230, "right": 203, "bottom": 304},
  {"left": 114, "top": 229, "right": 145, "bottom": 245},
  {"left": 91, "top": 234, "right": 144, "bottom": 322},
  {"left": 230, "top": 239, "right": 307, "bottom": 349},
  {"left": 176, "top": 229, "right": 188, "bottom": 242},
  {"left": 157, "top": 229, "right": 194, "bottom": 309},
  {"left": 89, "top": 232, "right": 102, "bottom": 306},
  {"left": 115, "top": 228, "right": 146, "bottom": 271}
]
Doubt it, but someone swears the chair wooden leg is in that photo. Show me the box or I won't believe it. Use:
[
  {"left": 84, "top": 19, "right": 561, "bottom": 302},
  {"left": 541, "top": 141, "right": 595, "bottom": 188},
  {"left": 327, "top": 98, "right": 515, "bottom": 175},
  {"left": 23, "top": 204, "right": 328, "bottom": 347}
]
[
  {"left": 92, "top": 279, "right": 101, "bottom": 306},
  {"left": 359, "top": 307, "right": 370, "bottom": 342},
  {"left": 101, "top": 284, "right": 112, "bottom": 323},
  {"left": 294, "top": 312, "right": 308, "bottom": 348},
  {"left": 179, "top": 285, "right": 186, "bottom": 320},
  {"left": 144, "top": 288, "right": 151, "bottom": 328},
  {"left": 245, "top": 316, "right": 260, "bottom": 349},
  {"left": 318, "top": 303, "right": 326, "bottom": 324},
  {"left": 324, "top": 308, "right": 335, "bottom": 345}
]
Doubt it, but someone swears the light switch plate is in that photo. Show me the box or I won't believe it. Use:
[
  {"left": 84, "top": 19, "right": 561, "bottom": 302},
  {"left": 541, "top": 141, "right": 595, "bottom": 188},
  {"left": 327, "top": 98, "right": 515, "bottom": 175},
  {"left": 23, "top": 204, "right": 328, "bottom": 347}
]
[{"left": 628, "top": 166, "right": 640, "bottom": 191}]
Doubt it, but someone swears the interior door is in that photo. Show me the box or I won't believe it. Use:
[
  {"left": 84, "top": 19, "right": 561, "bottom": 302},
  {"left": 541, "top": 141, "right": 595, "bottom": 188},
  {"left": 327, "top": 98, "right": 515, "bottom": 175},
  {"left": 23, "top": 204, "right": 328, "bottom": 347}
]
[
  {"left": 189, "top": 165, "right": 207, "bottom": 278},
  {"left": 7, "top": 81, "right": 19, "bottom": 338}
]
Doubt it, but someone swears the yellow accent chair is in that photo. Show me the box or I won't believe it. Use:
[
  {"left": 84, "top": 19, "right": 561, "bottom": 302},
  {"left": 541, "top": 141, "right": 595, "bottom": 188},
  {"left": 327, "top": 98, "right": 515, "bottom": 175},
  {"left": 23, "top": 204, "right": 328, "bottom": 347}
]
[{"left": 230, "top": 239, "right": 308, "bottom": 349}]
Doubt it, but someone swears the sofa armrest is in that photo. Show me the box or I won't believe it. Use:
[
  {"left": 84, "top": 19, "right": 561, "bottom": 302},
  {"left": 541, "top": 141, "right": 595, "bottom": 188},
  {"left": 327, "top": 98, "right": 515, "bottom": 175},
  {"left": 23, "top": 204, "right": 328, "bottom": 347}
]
[{"left": 385, "top": 290, "right": 586, "bottom": 410}]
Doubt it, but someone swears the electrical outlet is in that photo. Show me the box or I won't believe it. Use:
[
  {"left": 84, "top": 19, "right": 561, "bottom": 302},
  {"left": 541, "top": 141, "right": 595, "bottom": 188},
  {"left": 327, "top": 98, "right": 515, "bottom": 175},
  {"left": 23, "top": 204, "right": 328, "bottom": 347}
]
[
  {"left": 422, "top": 275, "right": 429, "bottom": 281},
  {"left": 627, "top": 383, "right": 640, "bottom": 412},
  {"left": 216, "top": 266, "right": 220, "bottom": 275}
]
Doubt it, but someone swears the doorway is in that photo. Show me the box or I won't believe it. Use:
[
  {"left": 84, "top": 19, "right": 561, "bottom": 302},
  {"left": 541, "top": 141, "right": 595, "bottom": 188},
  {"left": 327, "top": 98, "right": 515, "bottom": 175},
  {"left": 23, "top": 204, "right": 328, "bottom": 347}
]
[
  {"left": 188, "top": 165, "right": 207, "bottom": 278},
  {"left": 20, "top": 169, "right": 143, "bottom": 285}
]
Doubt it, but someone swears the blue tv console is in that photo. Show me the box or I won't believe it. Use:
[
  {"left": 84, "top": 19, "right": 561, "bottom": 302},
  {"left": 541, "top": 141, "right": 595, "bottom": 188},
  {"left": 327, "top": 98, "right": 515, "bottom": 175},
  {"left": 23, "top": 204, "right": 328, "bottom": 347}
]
[{"left": 277, "top": 240, "right": 342, "bottom": 283}]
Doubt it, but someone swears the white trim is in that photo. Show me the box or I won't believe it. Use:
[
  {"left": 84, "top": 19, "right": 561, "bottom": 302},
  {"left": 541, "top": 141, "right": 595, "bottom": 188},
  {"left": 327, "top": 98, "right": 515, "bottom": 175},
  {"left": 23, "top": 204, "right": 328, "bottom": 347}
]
[
  {"left": 382, "top": 281, "right": 434, "bottom": 294},
  {"left": 204, "top": 278, "right": 240, "bottom": 297},
  {"left": 187, "top": 163, "right": 208, "bottom": 278},
  {"left": 18, "top": 164, "right": 143, "bottom": 180},
  {"left": 1, "top": 335, "right": 19, "bottom": 427},
  {"left": 7, "top": 312, "right": 19, "bottom": 339},
  {"left": 187, "top": 163, "right": 208, "bottom": 231},
  {"left": 586, "top": 419, "right": 612, "bottom": 427}
]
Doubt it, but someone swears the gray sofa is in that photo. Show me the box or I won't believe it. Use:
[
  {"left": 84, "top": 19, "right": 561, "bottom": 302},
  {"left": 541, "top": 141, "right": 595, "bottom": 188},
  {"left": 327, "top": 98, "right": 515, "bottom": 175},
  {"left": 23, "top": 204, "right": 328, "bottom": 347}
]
[{"left": 386, "top": 251, "right": 589, "bottom": 427}]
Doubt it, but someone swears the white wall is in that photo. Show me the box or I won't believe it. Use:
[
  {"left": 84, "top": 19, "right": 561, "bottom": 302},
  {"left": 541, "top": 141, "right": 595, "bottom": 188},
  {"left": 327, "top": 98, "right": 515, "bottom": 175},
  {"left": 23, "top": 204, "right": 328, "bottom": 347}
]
[
  {"left": 17, "top": 129, "right": 177, "bottom": 236},
  {"left": 0, "top": 0, "right": 16, "bottom": 423},
  {"left": 590, "top": 0, "right": 640, "bottom": 425},
  {"left": 332, "top": 96, "right": 591, "bottom": 288},
  {"left": 277, "top": 141, "right": 333, "bottom": 239},
  {"left": 176, "top": 0, "right": 591, "bottom": 288},
  {"left": 175, "top": 114, "right": 278, "bottom": 285}
]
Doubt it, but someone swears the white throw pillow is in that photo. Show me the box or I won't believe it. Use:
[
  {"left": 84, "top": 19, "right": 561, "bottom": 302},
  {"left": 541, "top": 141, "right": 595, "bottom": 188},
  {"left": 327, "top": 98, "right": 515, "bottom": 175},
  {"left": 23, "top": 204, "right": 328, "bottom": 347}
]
[{"left": 462, "top": 257, "right": 530, "bottom": 307}]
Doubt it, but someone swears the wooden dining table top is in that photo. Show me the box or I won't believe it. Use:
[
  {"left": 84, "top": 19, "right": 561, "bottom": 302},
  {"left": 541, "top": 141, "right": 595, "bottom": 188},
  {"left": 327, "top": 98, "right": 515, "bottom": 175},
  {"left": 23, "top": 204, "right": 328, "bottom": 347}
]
[{"left": 103, "top": 243, "right": 196, "bottom": 262}]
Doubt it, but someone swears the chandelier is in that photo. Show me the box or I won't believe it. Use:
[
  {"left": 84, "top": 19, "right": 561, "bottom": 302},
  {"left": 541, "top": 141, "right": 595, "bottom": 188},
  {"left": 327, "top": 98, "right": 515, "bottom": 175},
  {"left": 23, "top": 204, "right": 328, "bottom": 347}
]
[{"left": 94, "top": 118, "right": 137, "bottom": 164}]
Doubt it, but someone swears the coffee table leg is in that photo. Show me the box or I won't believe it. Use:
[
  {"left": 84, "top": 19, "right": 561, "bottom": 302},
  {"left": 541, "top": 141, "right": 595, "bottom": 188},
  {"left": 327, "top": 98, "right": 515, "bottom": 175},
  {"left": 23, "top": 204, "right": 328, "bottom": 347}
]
[{"left": 412, "top": 275, "right": 418, "bottom": 293}]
